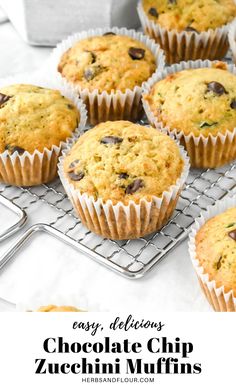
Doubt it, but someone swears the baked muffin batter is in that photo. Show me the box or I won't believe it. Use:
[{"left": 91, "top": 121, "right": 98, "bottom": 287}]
[
  {"left": 145, "top": 64, "right": 236, "bottom": 137},
  {"left": 63, "top": 120, "right": 184, "bottom": 205},
  {"left": 142, "top": 0, "right": 236, "bottom": 32},
  {"left": 196, "top": 207, "right": 236, "bottom": 295},
  {"left": 58, "top": 34, "right": 156, "bottom": 93},
  {"left": 0, "top": 84, "right": 79, "bottom": 154},
  {"left": 37, "top": 305, "right": 81, "bottom": 312}
]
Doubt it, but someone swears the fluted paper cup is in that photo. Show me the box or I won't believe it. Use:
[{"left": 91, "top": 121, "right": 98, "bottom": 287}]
[
  {"left": 143, "top": 59, "right": 236, "bottom": 168},
  {"left": 189, "top": 196, "right": 236, "bottom": 312},
  {"left": 48, "top": 27, "right": 165, "bottom": 125},
  {"left": 0, "top": 73, "right": 87, "bottom": 186},
  {"left": 229, "top": 20, "right": 236, "bottom": 64},
  {"left": 137, "top": 0, "right": 233, "bottom": 64},
  {"left": 58, "top": 132, "right": 190, "bottom": 240}
]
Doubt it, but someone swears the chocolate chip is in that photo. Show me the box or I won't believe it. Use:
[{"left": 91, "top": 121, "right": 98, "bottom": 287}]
[
  {"left": 230, "top": 99, "right": 236, "bottom": 109},
  {"left": 0, "top": 93, "right": 12, "bottom": 107},
  {"left": 228, "top": 229, "right": 236, "bottom": 241},
  {"left": 85, "top": 50, "right": 96, "bottom": 64},
  {"left": 100, "top": 136, "right": 123, "bottom": 145},
  {"left": 68, "top": 171, "right": 85, "bottom": 181},
  {"left": 103, "top": 32, "right": 116, "bottom": 36},
  {"left": 168, "top": 0, "right": 177, "bottom": 4},
  {"left": 84, "top": 65, "right": 103, "bottom": 81},
  {"left": 119, "top": 173, "right": 129, "bottom": 179},
  {"left": 5, "top": 145, "right": 25, "bottom": 155},
  {"left": 125, "top": 179, "right": 144, "bottom": 194},
  {"left": 206, "top": 82, "right": 227, "bottom": 96},
  {"left": 185, "top": 26, "right": 199, "bottom": 33},
  {"left": 68, "top": 159, "right": 80, "bottom": 171},
  {"left": 84, "top": 68, "right": 95, "bottom": 81},
  {"left": 67, "top": 104, "right": 74, "bottom": 110},
  {"left": 216, "top": 256, "right": 222, "bottom": 270},
  {"left": 128, "top": 47, "right": 145, "bottom": 60},
  {"left": 148, "top": 7, "right": 159, "bottom": 17}
]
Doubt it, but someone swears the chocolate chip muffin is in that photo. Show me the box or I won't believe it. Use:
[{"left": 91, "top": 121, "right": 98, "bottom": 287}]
[
  {"left": 0, "top": 83, "right": 82, "bottom": 186},
  {"left": 37, "top": 305, "right": 82, "bottom": 312},
  {"left": 138, "top": 0, "right": 236, "bottom": 63},
  {"left": 144, "top": 62, "right": 236, "bottom": 168},
  {"left": 142, "top": 0, "right": 236, "bottom": 32},
  {"left": 59, "top": 120, "right": 189, "bottom": 239},
  {"left": 54, "top": 29, "right": 164, "bottom": 125},
  {"left": 0, "top": 84, "right": 79, "bottom": 154},
  {"left": 58, "top": 34, "right": 156, "bottom": 93},
  {"left": 195, "top": 207, "right": 236, "bottom": 297}
]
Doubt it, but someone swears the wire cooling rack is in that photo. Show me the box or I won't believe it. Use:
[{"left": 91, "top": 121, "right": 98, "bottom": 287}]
[
  {"left": 0, "top": 52, "right": 235, "bottom": 279},
  {"left": 0, "top": 154, "right": 236, "bottom": 278}
]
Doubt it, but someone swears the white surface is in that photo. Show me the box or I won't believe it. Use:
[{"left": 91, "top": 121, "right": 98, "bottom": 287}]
[
  {"left": 0, "top": 22, "right": 212, "bottom": 312},
  {"left": 0, "top": 0, "right": 140, "bottom": 46}
]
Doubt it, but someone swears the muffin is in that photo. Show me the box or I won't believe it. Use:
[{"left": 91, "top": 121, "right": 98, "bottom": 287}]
[
  {"left": 189, "top": 197, "right": 236, "bottom": 311},
  {"left": 0, "top": 83, "right": 86, "bottom": 186},
  {"left": 52, "top": 28, "right": 165, "bottom": 125},
  {"left": 138, "top": 0, "right": 236, "bottom": 64},
  {"left": 37, "top": 305, "right": 82, "bottom": 312},
  {"left": 143, "top": 61, "right": 236, "bottom": 168},
  {"left": 58, "top": 120, "right": 190, "bottom": 240}
]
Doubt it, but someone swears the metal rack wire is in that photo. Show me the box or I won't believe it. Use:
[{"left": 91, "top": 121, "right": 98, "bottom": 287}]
[{"left": 0, "top": 160, "right": 235, "bottom": 278}]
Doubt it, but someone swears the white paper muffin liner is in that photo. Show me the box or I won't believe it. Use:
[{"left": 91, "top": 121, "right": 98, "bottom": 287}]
[
  {"left": 48, "top": 26, "right": 165, "bottom": 125},
  {"left": 17, "top": 291, "right": 106, "bottom": 312},
  {"left": 58, "top": 130, "right": 190, "bottom": 240},
  {"left": 137, "top": 0, "right": 234, "bottom": 65},
  {"left": 142, "top": 59, "right": 236, "bottom": 169},
  {"left": 0, "top": 73, "right": 87, "bottom": 186},
  {"left": 229, "top": 20, "right": 236, "bottom": 64},
  {"left": 188, "top": 196, "right": 236, "bottom": 312}
]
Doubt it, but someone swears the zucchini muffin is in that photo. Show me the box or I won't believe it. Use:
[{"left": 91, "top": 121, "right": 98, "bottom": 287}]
[
  {"left": 55, "top": 29, "right": 164, "bottom": 125},
  {"left": 0, "top": 84, "right": 80, "bottom": 186},
  {"left": 142, "top": 0, "right": 236, "bottom": 32},
  {"left": 144, "top": 63, "right": 236, "bottom": 168},
  {"left": 196, "top": 208, "right": 236, "bottom": 295},
  {"left": 189, "top": 200, "right": 236, "bottom": 311},
  {"left": 37, "top": 305, "right": 81, "bottom": 312},
  {"left": 138, "top": 0, "right": 236, "bottom": 63},
  {"left": 59, "top": 120, "right": 189, "bottom": 239}
]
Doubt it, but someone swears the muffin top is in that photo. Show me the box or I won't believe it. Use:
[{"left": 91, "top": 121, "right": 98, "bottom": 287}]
[
  {"left": 0, "top": 84, "right": 79, "bottom": 154},
  {"left": 145, "top": 64, "right": 236, "bottom": 137},
  {"left": 63, "top": 120, "right": 184, "bottom": 205},
  {"left": 142, "top": 0, "right": 236, "bottom": 32},
  {"left": 37, "top": 305, "right": 81, "bottom": 312},
  {"left": 196, "top": 207, "right": 236, "bottom": 295},
  {"left": 58, "top": 34, "right": 156, "bottom": 93}
]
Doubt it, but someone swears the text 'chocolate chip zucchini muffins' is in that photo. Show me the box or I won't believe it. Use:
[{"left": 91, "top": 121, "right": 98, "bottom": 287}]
[
  {"left": 58, "top": 120, "right": 190, "bottom": 240},
  {"left": 0, "top": 80, "right": 87, "bottom": 186},
  {"left": 189, "top": 196, "right": 236, "bottom": 312},
  {"left": 51, "top": 27, "right": 165, "bottom": 125},
  {"left": 138, "top": 0, "right": 236, "bottom": 64},
  {"left": 143, "top": 60, "right": 236, "bottom": 168}
]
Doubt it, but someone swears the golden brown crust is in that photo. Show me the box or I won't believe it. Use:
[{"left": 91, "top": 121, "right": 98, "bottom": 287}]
[
  {"left": 196, "top": 207, "right": 236, "bottom": 296},
  {"left": 58, "top": 34, "right": 156, "bottom": 93},
  {"left": 0, "top": 84, "right": 79, "bottom": 154},
  {"left": 145, "top": 66, "right": 236, "bottom": 137},
  {"left": 142, "top": 0, "right": 236, "bottom": 32},
  {"left": 37, "top": 305, "right": 82, "bottom": 312},
  {"left": 63, "top": 120, "right": 184, "bottom": 205}
]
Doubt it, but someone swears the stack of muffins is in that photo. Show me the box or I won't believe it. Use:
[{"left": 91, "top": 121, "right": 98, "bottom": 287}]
[{"left": 1, "top": 1, "right": 236, "bottom": 312}]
